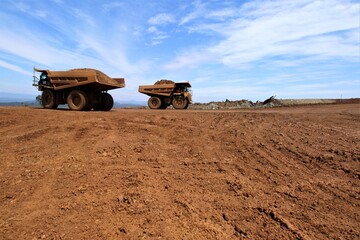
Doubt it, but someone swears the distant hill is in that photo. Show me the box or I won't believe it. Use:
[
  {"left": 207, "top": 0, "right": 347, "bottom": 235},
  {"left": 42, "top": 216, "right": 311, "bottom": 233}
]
[
  {"left": 0, "top": 91, "right": 147, "bottom": 108},
  {"left": 0, "top": 92, "right": 37, "bottom": 103},
  {"left": 0, "top": 100, "right": 39, "bottom": 107},
  {"left": 114, "top": 101, "right": 146, "bottom": 108},
  {"left": 0, "top": 100, "right": 146, "bottom": 108}
]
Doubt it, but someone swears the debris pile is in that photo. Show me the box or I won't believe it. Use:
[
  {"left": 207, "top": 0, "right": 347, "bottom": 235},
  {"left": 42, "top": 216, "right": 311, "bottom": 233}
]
[
  {"left": 190, "top": 96, "right": 283, "bottom": 110},
  {"left": 154, "top": 79, "right": 175, "bottom": 85}
]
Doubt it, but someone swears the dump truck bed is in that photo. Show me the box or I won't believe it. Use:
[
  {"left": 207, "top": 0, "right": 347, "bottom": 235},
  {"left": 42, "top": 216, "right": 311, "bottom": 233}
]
[
  {"left": 138, "top": 82, "right": 191, "bottom": 97},
  {"left": 34, "top": 68, "right": 125, "bottom": 91},
  {"left": 138, "top": 83, "right": 175, "bottom": 97}
]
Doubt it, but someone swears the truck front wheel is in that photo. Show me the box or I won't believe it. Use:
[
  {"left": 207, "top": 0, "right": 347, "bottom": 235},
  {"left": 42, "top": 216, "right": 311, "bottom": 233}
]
[
  {"left": 148, "top": 97, "right": 162, "bottom": 109},
  {"left": 67, "top": 90, "right": 88, "bottom": 111},
  {"left": 172, "top": 96, "right": 188, "bottom": 109},
  {"left": 42, "top": 89, "right": 58, "bottom": 109}
]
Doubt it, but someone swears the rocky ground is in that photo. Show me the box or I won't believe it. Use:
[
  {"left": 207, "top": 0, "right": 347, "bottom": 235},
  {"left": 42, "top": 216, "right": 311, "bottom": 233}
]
[
  {"left": 0, "top": 103, "right": 359, "bottom": 239},
  {"left": 189, "top": 97, "right": 360, "bottom": 110}
]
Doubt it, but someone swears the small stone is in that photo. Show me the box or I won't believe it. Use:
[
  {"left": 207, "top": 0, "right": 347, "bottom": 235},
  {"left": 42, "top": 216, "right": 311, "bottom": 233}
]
[
  {"left": 234, "top": 225, "right": 247, "bottom": 237},
  {"left": 118, "top": 227, "right": 127, "bottom": 234}
]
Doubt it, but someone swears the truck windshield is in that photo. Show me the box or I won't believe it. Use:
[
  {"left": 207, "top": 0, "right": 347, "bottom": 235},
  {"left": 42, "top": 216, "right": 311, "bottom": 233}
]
[{"left": 40, "top": 72, "right": 47, "bottom": 80}]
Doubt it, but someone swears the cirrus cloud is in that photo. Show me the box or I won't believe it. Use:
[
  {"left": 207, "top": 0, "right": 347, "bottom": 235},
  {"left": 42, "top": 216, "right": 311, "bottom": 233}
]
[{"left": 148, "top": 13, "right": 175, "bottom": 25}]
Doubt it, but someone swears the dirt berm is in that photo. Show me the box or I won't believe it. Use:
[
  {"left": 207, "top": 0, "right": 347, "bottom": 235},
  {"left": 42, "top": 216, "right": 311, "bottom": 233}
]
[
  {"left": 0, "top": 104, "right": 359, "bottom": 239},
  {"left": 189, "top": 97, "right": 360, "bottom": 110}
]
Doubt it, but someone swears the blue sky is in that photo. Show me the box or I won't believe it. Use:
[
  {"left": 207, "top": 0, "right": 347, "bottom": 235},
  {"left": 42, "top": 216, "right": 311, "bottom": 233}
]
[{"left": 0, "top": 0, "right": 359, "bottom": 102}]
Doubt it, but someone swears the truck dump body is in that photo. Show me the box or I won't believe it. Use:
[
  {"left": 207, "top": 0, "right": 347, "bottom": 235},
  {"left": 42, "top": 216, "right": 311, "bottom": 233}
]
[
  {"left": 138, "top": 83, "right": 176, "bottom": 97},
  {"left": 138, "top": 82, "right": 191, "bottom": 97},
  {"left": 34, "top": 68, "right": 125, "bottom": 91}
]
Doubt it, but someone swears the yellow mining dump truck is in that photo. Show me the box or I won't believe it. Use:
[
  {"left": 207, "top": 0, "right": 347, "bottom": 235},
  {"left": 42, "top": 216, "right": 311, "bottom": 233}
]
[
  {"left": 33, "top": 68, "right": 125, "bottom": 111},
  {"left": 138, "top": 80, "right": 192, "bottom": 109}
]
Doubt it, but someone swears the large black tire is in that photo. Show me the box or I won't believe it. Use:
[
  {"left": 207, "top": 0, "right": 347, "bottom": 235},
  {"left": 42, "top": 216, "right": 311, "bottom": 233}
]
[
  {"left": 159, "top": 102, "right": 168, "bottom": 109},
  {"left": 93, "top": 93, "right": 114, "bottom": 111},
  {"left": 67, "top": 90, "right": 88, "bottom": 111},
  {"left": 41, "top": 89, "right": 58, "bottom": 109},
  {"left": 184, "top": 102, "right": 189, "bottom": 109},
  {"left": 148, "top": 97, "right": 162, "bottom": 109},
  {"left": 92, "top": 103, "right": 101, "bottom": 111},
  {"left": 172, "top": 96, "right": 188, "bottom": 109},
  {"left": 101, "top": 93, "right": 114, "bottom": 111},
  {"left": 84, "top": 92, "right": 94, "bottom": 111}
]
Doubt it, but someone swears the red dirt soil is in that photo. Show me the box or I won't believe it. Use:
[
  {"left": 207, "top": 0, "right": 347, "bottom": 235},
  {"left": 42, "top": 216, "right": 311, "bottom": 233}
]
[{"left": 0, "top": 104, "right": 359, "bottom": 240}]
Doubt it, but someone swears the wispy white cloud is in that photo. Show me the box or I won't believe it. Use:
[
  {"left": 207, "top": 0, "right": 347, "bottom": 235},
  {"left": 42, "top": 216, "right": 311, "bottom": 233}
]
[
  {"left": 206, "top": 8, "right": 238, "bottom": 19},
  {"left": 148, "top": 13, "right": 175, "bottom": 25},
  {"left": 193, "top": 84, "right": 267, "bottom": 102},
  {"left": 192, "top": 74, "right": 360, "bottom": 102},
  {"left": 71, "top": 8, "right": 96, "bottom": 28},
  {"left": 0, "top": 28, "right": 104, "bottom": 74},
  {"left": 151, "top": 34, "right": 170, "bottom": 45},
  {"left": 147, "top": 13, "right": 174, "bottom": 45},
  {"left": 146, "top": 25, "right": 170, "bottom": 45},
  {"left": 164, "top": 48, "right": 217, "bottom": 70},
  {"left": 102, "top": 2, "right": 124, "bottom": 11},
  {"left": 0, "top": 1, "right": 148, "bottom": 77},
  {"left": 51, "top": 0, "right": 63, "bottom": 4},
  {"left": 0, "top": 0, "right": 358, "bottom": 101},
  {"left": 179, "top": 0, "right": 206, "bottom": 25},
  {"left": 11, "top": 2, "right": 28, "bottom": 12},
  {"left": 11, "top": 1, "right": 48, "bottom": 18},
  {"left": 147, "top": 26, "right": 158, "bottom": 33},
  {"left": 167, "top": 0, "right": 359, "bottom": 69},
  {"left": 280, "top": 80, "right": 360, "bottom": 98},
  {"left": 0, "top": 59, "right": 30, "bottom": 76}
]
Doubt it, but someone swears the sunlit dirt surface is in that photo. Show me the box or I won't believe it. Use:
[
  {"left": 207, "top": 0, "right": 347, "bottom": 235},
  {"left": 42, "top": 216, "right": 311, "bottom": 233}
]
[{"left": 0, "top": 104, "right": 359, "bottom": 239}]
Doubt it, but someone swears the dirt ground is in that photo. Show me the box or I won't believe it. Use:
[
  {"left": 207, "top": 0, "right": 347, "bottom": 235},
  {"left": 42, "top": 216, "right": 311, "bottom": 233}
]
[{"left": 0, "top": 104, "right": 359, "bottom": 240}]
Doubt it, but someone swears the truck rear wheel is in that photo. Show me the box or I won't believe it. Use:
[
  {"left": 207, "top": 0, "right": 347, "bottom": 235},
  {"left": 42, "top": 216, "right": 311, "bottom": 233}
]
[
  {"left": 148, "top": 97, "right": 162, "bottom": 109},
  {"left": 42, "top": 89, "right": 58, "bottom": 109},
  {"left": 160, "top": 103, "right": 168, "bottom": 109},
  {"left": 184, "top": 102, "right": 189, "bottom": 109},
  {"left": 67, "top": 90, "right": 88, "bottom": 111},
  {"left": 83, "top": 92, "right": 94, "bottom": 111},
  {"left": 172, "top": 96, "right": 188, "bottom": 109},
  {"left": 93, "top": 92, "right": 113, "bottom": 111},
  {"left": 101, "top": 93, "right": 114, "bottom": 111}
]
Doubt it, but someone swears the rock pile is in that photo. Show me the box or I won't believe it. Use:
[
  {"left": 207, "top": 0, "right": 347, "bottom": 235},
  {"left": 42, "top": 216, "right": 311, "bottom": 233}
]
[
  {"left": 154, "top": 79, "right": 175, "bottom": 85},
  {"left": 190, "top": 96, "right": 283, "bottom": 110}
]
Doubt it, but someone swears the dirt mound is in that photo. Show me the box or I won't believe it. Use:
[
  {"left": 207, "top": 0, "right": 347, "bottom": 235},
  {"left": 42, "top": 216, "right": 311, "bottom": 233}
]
[
  {"left": 190, "top": 96, "right": 283, "bottom": 110},
  {"left": 335, "top": 98, "right": 360, "bottom": 104},
  {"left": 0, "top": 104, "right": 359, "bottom": 239},
  {"left": 154, "top": 79, "right": 175, "bottom": 85},
  {"left": 190, "top": 97, "right": 360, "bottom": 110}
]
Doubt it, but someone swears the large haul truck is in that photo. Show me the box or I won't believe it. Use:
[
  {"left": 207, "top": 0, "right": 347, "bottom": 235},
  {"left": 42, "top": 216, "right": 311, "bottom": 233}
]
[
  {"left": 138, "top": 80, "right": 192, "bottom": 109},
  {"left": 33, "top": 68, "right": 125, "bottom": 111}
]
